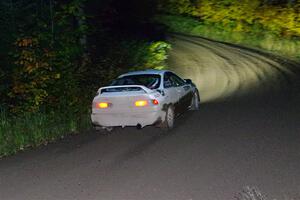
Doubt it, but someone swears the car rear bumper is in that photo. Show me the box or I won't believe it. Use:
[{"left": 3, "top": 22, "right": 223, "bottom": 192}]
[{"left": 91, "top": 110, "right": 165, "bottom": 128}]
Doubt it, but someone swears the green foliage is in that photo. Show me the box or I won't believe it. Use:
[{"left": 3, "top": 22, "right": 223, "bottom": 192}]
[
  {"left": 3, "top": 0, "right": 88, "bottom": 113},
  {"left": 9, "top": 38, "right": 57, "bottom": 113},
  {"left": 157, "top": 14, "right": 300, "bottom": 59},
  {"left": 0, "top": 108, "right": 90, "bottom": 157},
  {"left": 158, "top": 0, "right": 300, "bottom": 38},
  {"left": 0, "top": 0, "right": 90, "bottom": 157},
  {"left": 157, "top": 0, "right": 300, "bottom": 59},
  {"left": 144, "top": 41, "right": 171, "bottom": 70}
]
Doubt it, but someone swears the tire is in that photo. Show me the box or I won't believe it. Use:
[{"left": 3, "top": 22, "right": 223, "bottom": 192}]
[
  {"left": 161, "top": 105, "right": 175, "bottom": 130},
  {"left": 190, "top": 90, "right": 200, "bottom": 111}
]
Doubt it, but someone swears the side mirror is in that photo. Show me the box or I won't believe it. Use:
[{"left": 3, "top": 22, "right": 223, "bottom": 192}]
[{"left": 185, "top": 79, "right": 192, "bottom": 84}]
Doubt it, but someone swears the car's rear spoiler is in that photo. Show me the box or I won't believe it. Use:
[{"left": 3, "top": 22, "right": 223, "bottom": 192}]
[{"left": 98, "top": 85, "right": 153, "bottom": 94}]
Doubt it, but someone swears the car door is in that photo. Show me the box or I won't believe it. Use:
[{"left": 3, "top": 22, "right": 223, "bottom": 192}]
[
  {"left": 163, "top": 72, "right": 179, "bottom": 105},
  {"left": 169, "top": 73, "right": 193, "bottom": 112}
]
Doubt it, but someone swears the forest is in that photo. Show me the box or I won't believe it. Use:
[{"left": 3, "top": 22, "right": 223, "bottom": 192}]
[{"left": 159, "top": 0, "right": 300, "bottom": 37}]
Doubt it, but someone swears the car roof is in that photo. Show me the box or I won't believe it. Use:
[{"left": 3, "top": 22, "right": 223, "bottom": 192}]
[{"left": 118, "top": 69, "right": 171, "bottom": 78}]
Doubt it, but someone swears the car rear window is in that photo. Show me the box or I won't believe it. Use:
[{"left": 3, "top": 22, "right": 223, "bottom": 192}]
[{"left": 111, "top": 74, "right": 161, "bottom": 89}]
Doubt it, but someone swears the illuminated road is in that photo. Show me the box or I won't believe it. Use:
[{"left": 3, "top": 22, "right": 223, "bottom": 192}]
[
  {"left": 1, "top": 34, "right": 300, "bottom": 200},
  {"left": 168, "top": 34, "right": 298, "bottom": 103}
]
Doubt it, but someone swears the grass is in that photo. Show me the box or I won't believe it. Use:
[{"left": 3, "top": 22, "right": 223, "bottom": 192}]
[
  {"left": 0, "top": 109, "right": 91, "bottom": 158},
  {"left": 156, "top": 15, "right": 300, "bottom": 61}
]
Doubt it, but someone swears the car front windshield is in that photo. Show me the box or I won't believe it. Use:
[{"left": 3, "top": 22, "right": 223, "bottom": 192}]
[{"left": 111, "top": 74, "right": 161, "bottom": 89}]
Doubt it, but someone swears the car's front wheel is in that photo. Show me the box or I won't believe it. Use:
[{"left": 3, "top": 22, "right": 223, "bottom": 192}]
[{"left": 161, "top": 105, "right": 175, "bottom": 130}]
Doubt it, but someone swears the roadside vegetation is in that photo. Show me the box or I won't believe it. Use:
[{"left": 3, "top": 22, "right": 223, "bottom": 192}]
[
  {"left": 0, "top": 0, "right": 170, "bottom": 157},
  {"left": 157, "top": 0, "right": 300, "bottom": 60}
]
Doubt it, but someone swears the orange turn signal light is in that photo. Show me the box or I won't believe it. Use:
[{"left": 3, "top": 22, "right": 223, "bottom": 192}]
[
  {"left": 97, "top": 102, "right": 109, "bottom": 109},
  {"left": 135, "top": 100, "right": 148, "bottom": 107}
]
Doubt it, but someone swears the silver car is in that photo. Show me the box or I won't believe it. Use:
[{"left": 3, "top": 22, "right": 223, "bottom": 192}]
[{"left": 91, "top": 70, "right": 200, "bottom": 131}]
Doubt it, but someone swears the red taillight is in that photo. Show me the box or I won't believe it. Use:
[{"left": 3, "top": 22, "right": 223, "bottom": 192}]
[
  {"left": 96, "top": 102, "right": 109, "bottom": 109},
  {"left": 152, "top": 99, "right": 159, "bottom": 105},
  {"left": 135, "top": 100, "right": 148, "bottom": 107}
]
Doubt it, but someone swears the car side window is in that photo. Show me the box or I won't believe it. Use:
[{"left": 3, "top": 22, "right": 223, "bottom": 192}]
[
  {"left": 169, "top": 73, "right": 185, "bottom": 87},
  {"left": 164, "top": 72, "right": 173, "bottom": 88}
]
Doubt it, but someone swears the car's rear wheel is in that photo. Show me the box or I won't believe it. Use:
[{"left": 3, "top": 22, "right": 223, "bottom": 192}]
[
  {"left": 190, "top": 90, "right": 200, "bottom": 111},
  {"left": 161, "top": 105, "right": 175, "bottom": 130}
]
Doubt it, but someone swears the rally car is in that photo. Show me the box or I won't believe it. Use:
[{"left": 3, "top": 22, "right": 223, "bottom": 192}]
[{"left": 91, "top": 70, "right": 200, "bottom": 132}]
